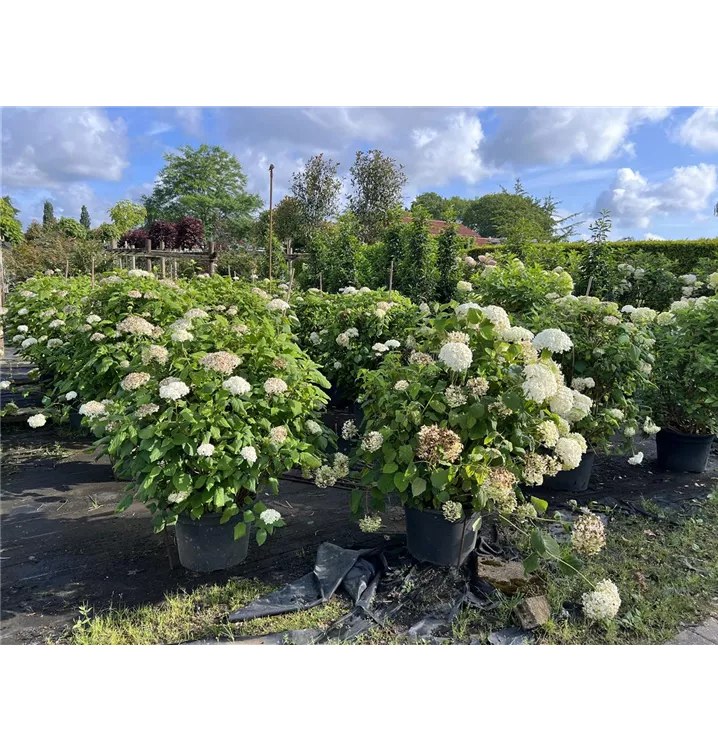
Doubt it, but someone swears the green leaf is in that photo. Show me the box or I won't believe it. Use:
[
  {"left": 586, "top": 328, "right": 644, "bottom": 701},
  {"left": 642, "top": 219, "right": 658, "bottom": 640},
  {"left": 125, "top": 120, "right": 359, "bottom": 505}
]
[
  {"left": 524, "top": 553, "right": 541, "bottom": 574},
  {"left": 530, "top": 496, "right": 548, "bottom": 515},
  {"left": 256, "top": 528, "right": 268, "bottom": 546},
  {"left": 233, "top": 521, "right": 247, "bottom": 540},
  {"left": 350, "top": 489, "right": 363, "bottom": 514},
  {"left": 383, "top": 461, "right": 398, "bottom": 474},
  {"left": 411, "top": 477, "right": 427, "bottom": 497},
  {"left": 431, "top": 468, "right": 449, "bottom": 489},
  {"left": 394, "top": 473, "right": 409, "bottom": 492},
  {"left": 243, "top": 509, "right": 255, "bottom": 523}
]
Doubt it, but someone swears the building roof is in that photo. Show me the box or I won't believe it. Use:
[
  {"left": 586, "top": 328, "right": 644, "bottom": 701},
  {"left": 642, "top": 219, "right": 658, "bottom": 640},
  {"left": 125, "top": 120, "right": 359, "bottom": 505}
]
[{"left": 400, "top": 216, "right": 490, "bottom": 246}]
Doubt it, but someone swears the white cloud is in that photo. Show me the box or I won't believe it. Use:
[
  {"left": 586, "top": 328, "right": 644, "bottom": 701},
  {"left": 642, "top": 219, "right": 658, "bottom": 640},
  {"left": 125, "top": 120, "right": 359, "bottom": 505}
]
[
  {"left": 596, "top": 163, "right": 717, "bottom": 229},
  {"left": 176, "top": 107, "right": 204, "bottom": 137},
  {"left": 644, "top": 232, "right": 665, "bottom": 240},
  {"left": 145, "top": 121, "right": 173, "bottom": 137},
  {"left": 485, "top": 107, "right": 671, "bottom": 167},
  {"left": 2, "top": 107, "right": 129, "bottom": 187},
  {"left": 677, "top": 108, "right": 718, "bottom": 152},
  {"left": 11, "top": 182, "right": 110, "bottom": 229}
]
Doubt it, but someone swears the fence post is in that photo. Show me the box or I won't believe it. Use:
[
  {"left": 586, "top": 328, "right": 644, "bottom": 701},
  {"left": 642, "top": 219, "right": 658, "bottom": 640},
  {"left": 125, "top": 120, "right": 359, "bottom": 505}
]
[
  {"left": 161, "top": 257, "right": 166, "bottom": 278},
  {"left": 389, "top": 259, "right": 394, "bottom": 293},
  {"left": 209, "top": 240, "right": 217, "bottom": 275},
  {"left": 131, "top": 254, "right": 136, "bottom": 270},
  {"left": 145, "top": 239, "right": 152, "bottom": 272},
  {"left": 319, "top": 272, "right": 323, "bottom": 292},
  {"left": 65, "top": 259, "right": 70, "bottom": 279},
  {"left": 91, "top": 256, "right": 95, "bottom": 287}
]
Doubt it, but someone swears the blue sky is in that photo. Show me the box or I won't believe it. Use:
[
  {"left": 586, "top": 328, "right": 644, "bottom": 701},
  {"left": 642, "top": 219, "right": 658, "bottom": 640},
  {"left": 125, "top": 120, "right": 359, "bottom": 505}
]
[{"left": 2, "top": 106, "right": 717, "bottom": 239}]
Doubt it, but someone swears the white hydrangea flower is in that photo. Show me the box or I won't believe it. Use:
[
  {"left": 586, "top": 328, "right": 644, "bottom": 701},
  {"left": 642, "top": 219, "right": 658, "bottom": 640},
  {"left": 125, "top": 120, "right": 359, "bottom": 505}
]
[
  {"left": 532, "top": 328, "right": 573, "bottom": 353},
  {"left": 570, "top": 391, "right": 593, "bottom": 421},
  {"left": 264, "top": 377, "right": 288, "bottom": 396},
  {"left": 121, "top": 372, "right": 151, "bottom": 390},
  {"left": 500, "top": 326, "right": 534, "bottom": 343},
  {"left": 571, "top": 377, "right": 595, "bottom": 392},
  {"left": 336, "top": 332, "right": 350, "bottom": 347},
  {"left": 90, "top": 332, "right": 106, "bottom": 342},
  {"left": 159, "top": 377, "right": 190, "bottom": 401},
  {"left": 47, "top": 338, "right": 63, "bottom": 349},
  {"left": 197, "top": 443, "right": 215, "bottom": 457},
  {"left": 0, "top": 380, "right": 11, "bottom": 389},
  {"left": 630, "top": 307, "right": 657, "bottom": 325},
  {"left": 28, "top": 414, "right": 47, "bottom": 428},
  {"left": 372, "top": 342, "right": 389, "bottom": 354},
  {"left": 445, "top": 385, "right": 467, "bottom": 408},
  {"left": 269, "top": 426, "right": 289, "bottom": 445},
  {"left": 394, "top": 380, "right": 410, "bottom": 391},
  {"left": 79, "top": 400, "right": 106, "bottom": 418},
  {"left": 241, "top": 446, "right": 258, "bottom": 465},
  {"left": 200, "top": 351, "right": 241, "bottom": 375},
  {"left": 555, "top": 436, "right": 584, "bottom": 470},
  {"left": 606, "top": 408, "right": 624, "bottom": 421},
  {"left": 17, "top": 325, "right": 28, "bottom": 333},
  {"left": 624, "top": 426, "right": 636, "bottom": 437},
  {"left": 438, "top": 342, "right": 473, "bottom": 372},
  {"left": 670, "top": 299, "right": 690, "bottom": 312},
  {"left": 582, "top": 579, "right": 621, "bottom": 621},
  {"left": 522, "top": 364, "right": 559, "bottom": 403},
  {"left": 456, "top": 280, "right": 472, "bottom": 292},
  {"left": 603, "top": 315, "right": 621, "bottom": 325},
  {"left": 385, "top": 339, "right": 401, "bottom": 349},
  {"left": 171, "top": 329, "right": 194, "bottom": 342},
  {"left": 537, "top": 420, "right": 560, "bottom": 448},
  {"left": 310, "top": 332, "right": 321, "bottom": 345},
  {"left": 455, "top": 302, "right": 481, "bottom": 319},
  {"left": 223, "top": 376, "right": 251, "bottom": 396},
  {"left": 21, "top": 337, "right": 38, "bottom": 349},
  {"left": 362, "top": 431, "right": 384, "bottom": 452},
  {"left": 628, "top": 452, "right": 644, "bottom": 465},
  {"left": 656, "top": 311, "right": 675, "bottom": 326},
  {"left": 707, "top": 271, "right": 718, "bottom": 289},
  {"left": 642, "top": 417, "right": 660, "bottom": 435},
  {"left": 342, "top": 420, "right": 359, "bottom": 440},
  {"left": 267, "top": 298, "right": 290, "bottom": 313},
  {"left": 479, "top": 305, "right": 511, "bottom": 332},
  {"left": 680, "top": 274, "right": 697, "bottom": 285},
  {"left": 260, "top": 509, "right": 282, "bottom": 525},
  {"left": 549, "top": 386, "right": 574, "bottom": 418},
  {"left": 18, "top": 308, "right": 29, "bottom": 315}
]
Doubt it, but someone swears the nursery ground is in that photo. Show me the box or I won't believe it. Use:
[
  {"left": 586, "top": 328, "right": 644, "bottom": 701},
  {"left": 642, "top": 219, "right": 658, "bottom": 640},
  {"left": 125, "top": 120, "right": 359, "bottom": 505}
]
[{"left": 2, "top": 422, "right": 717, "bottom": 645}]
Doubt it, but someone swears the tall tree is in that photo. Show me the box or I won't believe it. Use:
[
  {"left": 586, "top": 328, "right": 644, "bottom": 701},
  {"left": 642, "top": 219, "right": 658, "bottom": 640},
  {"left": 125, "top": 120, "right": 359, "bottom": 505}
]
[
  {"left": 290, "top": 154, "right": 342, "bottom": 235},
  {"left": 348, "top": 149, "right": 407, "bottom": 243},
  {"left": 80, "top": 205, "right": 91, "bottom": 231},
  {"left": 412, "top": 191, "right": 446, "bottom": 219},
  {"left": 108, "top": 200, "right": 147, "bottom": 236},
  {"left": 142, "top": 144, "right": 262, "bottom": 241},
  {"left": 397, "top": 206, "right": 435, "bottom": 302},
  {"left": 435, "top": 222, "right": 462, "bottom": 303},
  {"left": 1, "top": 196, "right": 24, "bottom": 246},
  {"left": 43, "top": 201, "right": 55, "bottom": 227}
]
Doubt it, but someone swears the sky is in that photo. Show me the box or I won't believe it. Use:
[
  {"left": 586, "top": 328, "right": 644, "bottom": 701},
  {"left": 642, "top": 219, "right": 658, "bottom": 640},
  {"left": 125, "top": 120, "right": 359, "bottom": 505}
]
[{"left": 2, "top": 106, "right": 718, "bottom": 240}]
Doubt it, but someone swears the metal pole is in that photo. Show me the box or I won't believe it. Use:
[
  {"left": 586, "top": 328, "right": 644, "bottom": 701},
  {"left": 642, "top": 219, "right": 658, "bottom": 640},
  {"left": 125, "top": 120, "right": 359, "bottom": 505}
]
[
  {"left": 268, "top": 163, "right": 274, "bottom": 286},
  {"left": 389, "top": 259, "right": 394, "bottom": 293}
]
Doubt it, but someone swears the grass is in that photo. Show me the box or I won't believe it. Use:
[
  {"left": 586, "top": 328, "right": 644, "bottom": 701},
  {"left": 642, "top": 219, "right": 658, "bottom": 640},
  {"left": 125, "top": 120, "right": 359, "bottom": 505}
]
[
  {"left": 61, "top": 578, "right": 350, "bottom": 645},
  {"left": 60, "top": 487, "right": 718, "bottom": 645}
]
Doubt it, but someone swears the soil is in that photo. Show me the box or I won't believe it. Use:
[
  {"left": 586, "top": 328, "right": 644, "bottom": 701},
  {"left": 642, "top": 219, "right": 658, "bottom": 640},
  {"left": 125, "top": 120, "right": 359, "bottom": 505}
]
[{"left": 1, "top": 422, "right": 716, "bottom": 645}]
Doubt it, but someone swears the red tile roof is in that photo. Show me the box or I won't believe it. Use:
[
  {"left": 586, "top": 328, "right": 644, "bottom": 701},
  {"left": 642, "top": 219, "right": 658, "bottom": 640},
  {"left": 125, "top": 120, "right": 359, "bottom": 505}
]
[{"left": 400, "top": 216, "right": 490, "bottom": 246}]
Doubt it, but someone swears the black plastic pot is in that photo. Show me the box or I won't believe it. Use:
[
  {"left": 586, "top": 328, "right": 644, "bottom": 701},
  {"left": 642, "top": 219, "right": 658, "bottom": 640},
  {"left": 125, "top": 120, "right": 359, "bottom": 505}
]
[
  {"left": 542, "top": 451, "right": 595, "bottom": 492},
  {"left": 656, "top": 428, "right": 714, "bottom": 473},
  {"left": 404, "top": 506, "right": 480, "bottom": 567},
  {"left": 175, "top": 513, "right": 250, "bottom": 572}
]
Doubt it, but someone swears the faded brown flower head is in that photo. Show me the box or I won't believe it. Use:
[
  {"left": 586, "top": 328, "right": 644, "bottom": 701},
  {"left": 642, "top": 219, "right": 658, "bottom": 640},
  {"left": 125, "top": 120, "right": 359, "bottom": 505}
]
[{"left": 416, "top": 425, "right": 463, "bottom": 466}]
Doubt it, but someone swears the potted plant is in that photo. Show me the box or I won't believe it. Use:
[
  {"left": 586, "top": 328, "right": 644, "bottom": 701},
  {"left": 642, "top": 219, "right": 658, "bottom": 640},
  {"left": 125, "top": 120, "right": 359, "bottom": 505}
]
[
  {"left": 649, "top": 296, "right": 718, "bottom": 472},
  {"left": 345, "top": 302, "right": 590, "bottom": 566},
  {"left": 526, "top": 295, "right": 656, "bottom": 489},
  {"left": 91, "top": 309, "right": 333, "bottom": 572}
]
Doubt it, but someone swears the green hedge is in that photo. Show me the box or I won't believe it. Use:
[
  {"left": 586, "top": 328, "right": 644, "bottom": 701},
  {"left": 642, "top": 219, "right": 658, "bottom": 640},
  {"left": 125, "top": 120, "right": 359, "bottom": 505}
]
[{"left": 483, "top": 239, "right": 718, "bottom": 275}]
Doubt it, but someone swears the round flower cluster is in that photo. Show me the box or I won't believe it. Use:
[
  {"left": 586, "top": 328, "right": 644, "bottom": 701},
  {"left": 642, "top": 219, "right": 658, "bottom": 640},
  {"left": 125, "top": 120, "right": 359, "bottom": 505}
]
[
  {"left": 117, "top": 316, "right": 155, "bottom": 336},
  {"left": 79, "top": 400, "right": 107, "bottom": 418},
  {"left": 89, "top": 332, "right": 106, "bottom": 342},
  {"left": 128, "top": 269, "right": 154, "bottom": 278},
  {"left": 264, "top": 377, "right": 288, "bottom": 396},
  {"left": 47, "top": 338, "right": 63, "bottom": 349},
  {"left": 532, "top": 328, "right": 573, "bottom": 354},
  {"left": 361, "top": 431, "right": 384, "bottom": 453},
  {"left": 269, "top": 426, "right": 289, "bottom": 445},
  {"left": 484, "top": 467, "right": 518, "bottom": 514},
  {"left": 522, "top": 452, "right": 556, "bottom": 486},
  {"left": 197, "top": 443, "right": 215, "bottom": 457},
  {"left": 522, "top": 363, "right": 559, "bottom": 403},
  {"left": 159, "top": 377, "right": 190, "bottom": 401},
  {"left": 444, "top": 331, "right": 470, "bottom": 345},
  {"left": 385, "top": 339, "right": 401, "bottom": 349},
  {"left": 121, "top": 371, "right": 151, "bottom": 391},
  {"left": 304, "top": 419, "right": 323, "bottom": 436},
  {"left": 642, "top": 417, "right": 660, "bottom": 435},
  {"left": 141, "top": 345, "right": 169, "bottom": 366},
  {"left": 394, "top": 380, "right": 410, "bottom": 391},
  {"left": 200, "top": 351, "right": 241, "bottom": 375},
  {"left": 184, "top": 308, "right": 209, "bottom": 320},
  {"left": 466, "top": 377, "right": 489, "bottom": 397},
  {"left": 28, "top": 413, "right": 47, "bottom": 428},
  {"left": 456, "top": 280, "right": 472, "bottom": 292},
  {"left": 571, "top": 512, "right": 606, "bottom": 556},
  {"left": 241, "top": 446, "right": 258, "bottom": 465},
  {"left": 21, "top": 337, "right": 38, "bottom": 349},
  {"left": 128, "top": 290, "right": 142, "bottom": 299},
  {"left": 409, "top": 351, "right": 434, "bottom": 366},
  {"left": 582, "top": 579, "right": 621, "bottom": 621},
  {"left": 438, "top": 342, "right": 473, "bottom": 372},
  {"left": 372, "top": 342, "right": 389, "bottom": 354},
  {"left": 555, "top": 435, "right": 586, "bottom": 470},
  {"left": 571, "top": 377, "right": 595, "bottom": 392},
  {"left": 65, "top": 391, "right": 77, "bottom": 400},
  {"left": 358, "top": 515, "right": 382, "bottom": 533},
  {"left": 172, "top": 329, "right": 193, "bottom": 342},
  {"left": 310, "top": 332, "right": 321, "bottom": 345},
  {"left": 136, "top": 403, "right": 160, "bottom": 418},
  {"left": 515, "top": 503, "right": 539, "bottom": 523},
  {"left": 260, "top": 509, "right": 282, "bottom": 525},
  {"left": 500, "top": 326, "right": 534, "bottom": 343},
  {"left": 445, "top": 385, "right": 467, "bottom": 408},
  {"left": 416, "top": 425, "right": 463, "bottom": 465},
  {"left": 17, "top": 325, "right": 28, "bottom": 333},
  {"left": 479, "top": 305, "right": 510, "bottom": 332},
  {"left": 603, "top": 315, "right": 621, "bottom": 326},
  {"left": 606, "top": 408, "right": 624, "bottom": 421},
  {"left": 442, "top": 501, "right": 463, "bottom": 523},
  {"left": 628, "top": 452, "right": 644, "bottom": 466},
  {"left": 223, "top": 376, "right": 251, "bottom": 396},
  {"left": 342, "top": 420, "right": 359, "bottom": 440},
  {"left": 630, "top": 307, "right": 657, "bottom": 325},
  {"left": 267, "top": 298, "right": 290, "bottom": 313},
  {"left": 314, "top": 464, "right": 338, "bottom": 488}
]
